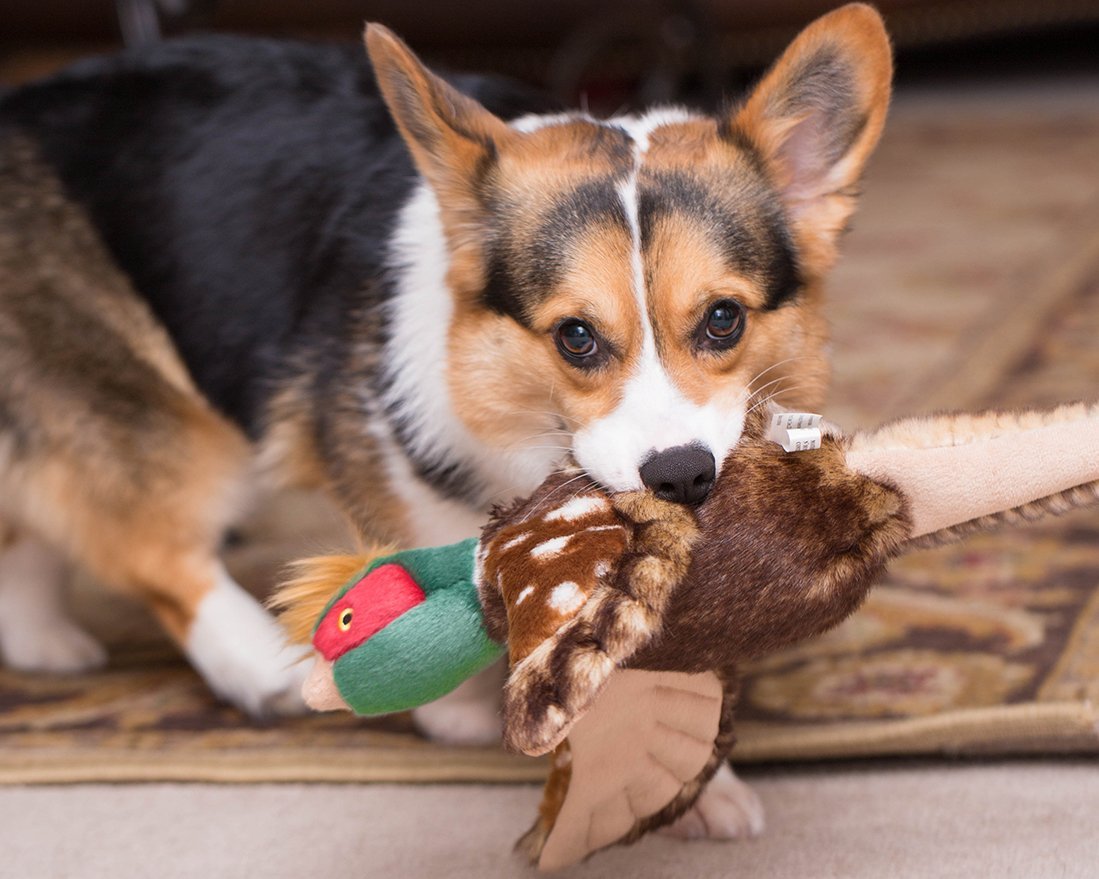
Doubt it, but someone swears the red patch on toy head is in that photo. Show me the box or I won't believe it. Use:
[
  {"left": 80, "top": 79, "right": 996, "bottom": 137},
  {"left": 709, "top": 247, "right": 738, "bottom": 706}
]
[{"left": 313, "top": 564, "right": 426, "bottom": 662}]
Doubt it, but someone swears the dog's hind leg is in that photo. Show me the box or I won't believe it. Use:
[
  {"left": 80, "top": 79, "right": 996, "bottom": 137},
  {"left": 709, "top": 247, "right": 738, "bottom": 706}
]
[
  {"left": 0, "top": 527, "right": 107, "bottom": 673},
  {"left": 1, "top": 398, "right": 309, "bottom": 717},
  {"left": 0, "top": 142, "right": 307, "bottom": 716}
]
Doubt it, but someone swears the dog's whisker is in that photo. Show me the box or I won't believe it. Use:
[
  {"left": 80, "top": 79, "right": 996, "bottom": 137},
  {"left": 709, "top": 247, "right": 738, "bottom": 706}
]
[
  {"left": 745, "top": 370, "right": 821, "bottom": 407},
  {"left": 502, "top": 431, "right": 572, "bottom": 451},
  {"left": 519, "top": 471, "right": 593, "bottom": 522},
  {"left": 745, "top": 393, "right": 781, "bottom": 418},
  {"left": 745, "top": 355, "right": 814, "bottom": 392},
  {"left": 744, "top": 374, "right": 800, "bottom": 405},
  {"left": 560, "top": 477, "right": 600, "bottom": 507},
  {"left": 745, "top": 384, "right": 816, "bottom": 418},
  {"left": 513, "top": 408, "right": 582, "bottom": 429},
  {"left": 564, "top": 482, "right": 600, "bottom": 508},
  {"left": 500, "top": 443, "right": 572, "bottom": 457}
]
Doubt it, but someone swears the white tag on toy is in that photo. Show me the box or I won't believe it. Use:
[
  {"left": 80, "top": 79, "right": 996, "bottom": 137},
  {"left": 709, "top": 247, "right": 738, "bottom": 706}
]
[{"left": 768, "top": 412, "right": 823, "bottom": 452}]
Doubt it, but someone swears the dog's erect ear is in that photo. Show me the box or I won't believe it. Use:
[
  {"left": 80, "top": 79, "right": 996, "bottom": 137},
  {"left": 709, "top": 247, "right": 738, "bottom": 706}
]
[
  {"left": 366, "top": 24, "right": 513, "bottom": 214},
  {"left": 730, "top": 3, "right": 892, "bottom": 276}
]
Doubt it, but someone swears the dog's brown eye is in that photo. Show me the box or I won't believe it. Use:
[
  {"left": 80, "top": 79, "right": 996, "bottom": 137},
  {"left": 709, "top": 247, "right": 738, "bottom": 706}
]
[
  {"left": 701, "top": 300, "right": 746, "bottom": 348},
  {"left": 555, "top": 319, "right": 598, "bottom": 362}
]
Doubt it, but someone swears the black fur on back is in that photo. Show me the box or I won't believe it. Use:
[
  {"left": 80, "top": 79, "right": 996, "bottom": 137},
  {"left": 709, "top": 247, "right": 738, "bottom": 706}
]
[{"left": 0, "top": 35, "right": 558, "bottom": 434}]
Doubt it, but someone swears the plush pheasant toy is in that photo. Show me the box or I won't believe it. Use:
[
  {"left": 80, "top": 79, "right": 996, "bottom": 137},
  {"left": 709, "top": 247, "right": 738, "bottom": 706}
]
[{"left": 275, "top": 402, "right": 1099, "bottom": 870}]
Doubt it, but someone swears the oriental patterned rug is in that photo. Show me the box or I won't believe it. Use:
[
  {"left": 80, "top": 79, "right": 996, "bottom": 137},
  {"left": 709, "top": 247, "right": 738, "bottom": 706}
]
[{"left": 1, "top": 81, "right": 1098, "bottom": 782}]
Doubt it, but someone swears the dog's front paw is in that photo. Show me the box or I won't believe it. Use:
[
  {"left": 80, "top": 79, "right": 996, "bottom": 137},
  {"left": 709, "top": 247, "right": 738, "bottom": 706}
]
[
  {"left": 0, "top": 617, "right": 108, "bottom": 673},
  {"left": 660, "top": 763, "right": 765, "bottom": 841},
  {"left": 186, "top": 575, "right": 311, "bottom": 718},
  {"left": 195, "top": 640, "right": 311, "bottom": 719},
  {"left": 229, "top": 659, "right": 311, "bottom": 719}
]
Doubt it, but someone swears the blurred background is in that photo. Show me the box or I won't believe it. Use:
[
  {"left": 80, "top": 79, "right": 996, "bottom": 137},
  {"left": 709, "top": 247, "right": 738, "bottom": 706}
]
[{"left": 2, "top": 0, "right": 1098, "bottom": 106}]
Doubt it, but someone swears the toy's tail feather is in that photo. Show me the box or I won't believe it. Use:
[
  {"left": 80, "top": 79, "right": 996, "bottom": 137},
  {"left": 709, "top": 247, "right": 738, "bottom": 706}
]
[
  {"left": 846, "top": 403, "right": 1099, "bottom": 545},
  {"left": 269, "top": 550, "right": 393, "bottom": 645}
]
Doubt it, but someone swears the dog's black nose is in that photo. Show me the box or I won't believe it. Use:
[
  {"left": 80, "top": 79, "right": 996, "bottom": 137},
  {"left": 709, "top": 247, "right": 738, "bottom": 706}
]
[{"left": 639, "top": 444, "right": 716, "bottom": 505}]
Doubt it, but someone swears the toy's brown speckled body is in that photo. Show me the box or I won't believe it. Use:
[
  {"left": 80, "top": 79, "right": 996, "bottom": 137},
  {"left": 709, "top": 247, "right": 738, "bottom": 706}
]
[
  {"left": 477, "top": 403, "right": 1099, "bottom": 869},
  {"left": 283, "top": 402, "right": 1099, "bottom": 871}
]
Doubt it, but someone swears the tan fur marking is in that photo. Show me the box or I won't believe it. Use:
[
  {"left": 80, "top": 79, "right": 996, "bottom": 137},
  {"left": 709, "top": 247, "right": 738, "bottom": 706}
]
[
  {"left": 260, "top": 373, "right": 411, "bottom": 546},
  {"left": 447, "top": 223, "right": 643, "bottom": 448},
  {"left": 10, "top": 411, "right": 250, "bottom": 643},
  {"left": 643, "top": 210, "right": 829, "bottom": 409},
  {"left": 365, "top": 24, "right": 514, "bottom": 250},
  {"left": 257, "top": 379, "right": 331, "bottom": 491}
]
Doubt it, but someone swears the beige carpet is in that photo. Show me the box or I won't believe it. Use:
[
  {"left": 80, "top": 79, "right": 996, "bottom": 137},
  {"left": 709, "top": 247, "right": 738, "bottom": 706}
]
[
  {"left": 0, "top": 762, "right": 1096, "bottom": 878},
  {"left": 2, "top": 77, "right": 1099, "bottom": 783}
]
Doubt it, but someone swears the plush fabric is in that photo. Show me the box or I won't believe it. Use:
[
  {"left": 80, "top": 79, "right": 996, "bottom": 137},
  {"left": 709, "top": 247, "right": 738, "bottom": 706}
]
[
  {"left": 478, "top": 402, "right": 1099, "bottom": 868},
  {"left": 281, "top": 398, "right": 1099, "bottom": 867},
  {"left": 533, "top": 670, "right": 724, "bottom": 872},
  {"left": 478, "top": 482, "right": 631, "bottom": 664},
  {"left": 846, "top": 403, "right": 1099, "bottom": 544},
  {"left": 332, "top": 583, "right": 503, "bottom": 716},
  {"left": 313, "top": 564, "right": 426, "bottom": 661},
  {"left": 321, "top": 539, "right": 505, "bottom": 716},
  {"left": 485, "top": 411, "right": 909, "bottom": 867}
]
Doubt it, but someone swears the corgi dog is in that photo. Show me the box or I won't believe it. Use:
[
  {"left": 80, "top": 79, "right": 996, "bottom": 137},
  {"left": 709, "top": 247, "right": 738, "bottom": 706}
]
[{"left": 0, "top": 2, "right": 890, "bottom": 837}]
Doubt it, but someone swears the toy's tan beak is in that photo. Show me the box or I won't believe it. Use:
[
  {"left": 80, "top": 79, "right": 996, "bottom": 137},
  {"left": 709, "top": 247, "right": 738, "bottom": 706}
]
[{"left": 302, "top": 655, "right": 350, "bottom": 712}]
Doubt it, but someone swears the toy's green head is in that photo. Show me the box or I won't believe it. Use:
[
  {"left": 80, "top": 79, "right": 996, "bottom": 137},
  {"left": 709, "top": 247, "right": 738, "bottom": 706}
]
[{"left": 304, "top": 538, "right": 504, "bottom": 716}]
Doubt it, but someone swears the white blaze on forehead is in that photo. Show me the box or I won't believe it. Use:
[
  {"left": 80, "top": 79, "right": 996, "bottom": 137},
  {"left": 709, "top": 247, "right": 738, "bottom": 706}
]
[
  {"left": 509, "top": 111, "right": 600, "bottom": 133},
  {"left": 571, "top": 108, "right": 748, "bottom": 493},
  {"left": 544, "top": 495, "right": 609, "bottom": 522}
]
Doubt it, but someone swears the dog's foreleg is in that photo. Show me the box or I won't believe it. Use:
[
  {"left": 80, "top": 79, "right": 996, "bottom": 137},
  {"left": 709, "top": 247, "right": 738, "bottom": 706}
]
[{"left": 184, "top": 562, "right": 310, "bottom": 717}]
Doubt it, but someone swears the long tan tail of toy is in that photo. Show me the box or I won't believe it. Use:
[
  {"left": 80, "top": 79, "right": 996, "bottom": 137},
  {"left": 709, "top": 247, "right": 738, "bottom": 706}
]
[{"left": 845, "top": 402, "right": 1099, "bottom": 547}]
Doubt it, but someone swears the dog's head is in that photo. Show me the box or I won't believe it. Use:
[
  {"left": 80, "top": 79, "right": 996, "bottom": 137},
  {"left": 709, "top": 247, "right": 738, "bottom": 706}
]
[{"left": 369, "top": 4, "right": 891, "bottom": 502}]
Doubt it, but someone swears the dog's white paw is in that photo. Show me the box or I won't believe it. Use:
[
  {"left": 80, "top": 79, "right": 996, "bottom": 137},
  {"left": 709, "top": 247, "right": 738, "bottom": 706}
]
[
  {"left": 660, "top": 763, "right": 766, "bottom": 841},
  {"left": 412, "top": 696, "right": 502, "bottom": 745},
  {"left": 0, "top": 617, "right": 108, "bottom": 673},
  {"left": 211, "top": 656, "right": 311, "bottom": 719},
  {"left": 186, "top": 571, "right": 310, "bottom": 718}
]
